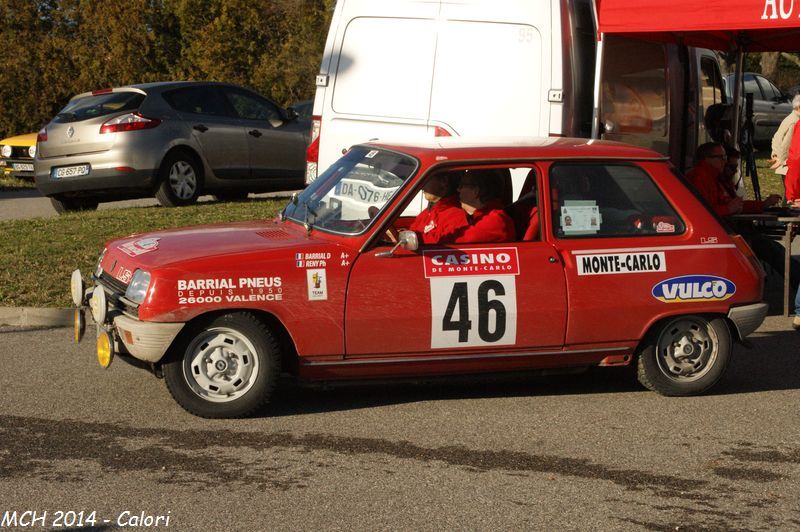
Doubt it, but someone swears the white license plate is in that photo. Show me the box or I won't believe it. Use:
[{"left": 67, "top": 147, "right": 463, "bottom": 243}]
[
  {"left": 12, "top": 163, "right": 33, "bottom": 172},
  {"left": 53, "top": 164, "right": 90, "bottom": 178}
]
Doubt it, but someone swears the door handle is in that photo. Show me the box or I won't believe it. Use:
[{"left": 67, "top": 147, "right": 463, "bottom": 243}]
[
  {"left": 193, "top": 124, "right": 208, "bottom": 133},
  {"left": 248, "top": 129, "right": 263, "bottom": 138}
]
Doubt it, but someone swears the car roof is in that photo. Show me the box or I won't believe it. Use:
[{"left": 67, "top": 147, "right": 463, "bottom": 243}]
[
  {"left": 70, "top": 81, "right": 252, "bottom": 100},
  {"left": 363, "top": 136, "right": 668, "bottom": 162}
]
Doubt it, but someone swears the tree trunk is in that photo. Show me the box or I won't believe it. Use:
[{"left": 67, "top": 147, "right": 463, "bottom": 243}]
[{"left": 761, "top": 52, "right": 780, "bottom": 81}]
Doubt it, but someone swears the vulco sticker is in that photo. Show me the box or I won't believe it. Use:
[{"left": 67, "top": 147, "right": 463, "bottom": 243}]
[
  {"left": 118, "top": 237, "right": 160, "bottom": 257},
  {"left": 652, "top": 275, "right": 736, "bottom": 303},
  {"left": 307, "top": 269, "right": 328, "bottom": 300},
  {"left": 577, "top": 252, "right": 666, "bottom": 276}
]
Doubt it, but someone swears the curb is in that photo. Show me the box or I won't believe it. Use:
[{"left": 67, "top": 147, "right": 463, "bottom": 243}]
[{"left": 0, "top": 307, "right": 73, "bottom": 328}]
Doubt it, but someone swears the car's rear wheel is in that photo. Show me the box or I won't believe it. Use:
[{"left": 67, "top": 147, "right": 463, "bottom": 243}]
[
  {"left": 636, "top": 315, "right": 731, "bottom": 396},
  {"left": 50, "top": 196, "right": 98, "bottom": 214},
  {"left": 155, "top": 151, "right": 201, "bottom": 207},
  {"left": 163, "top": 313, "right": 280, "bottom": 418}
]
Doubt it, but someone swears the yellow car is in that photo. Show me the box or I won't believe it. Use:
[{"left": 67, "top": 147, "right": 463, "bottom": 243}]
[{"left": 0, "top": 132, "right": 37, "bottom": 181}]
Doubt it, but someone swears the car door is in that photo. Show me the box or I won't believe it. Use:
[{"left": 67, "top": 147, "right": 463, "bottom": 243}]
[
  {"left": 344, "top": 166, "right": 568, "bottom": 358},
  {"left": 754, "top": 74, "right": 792, "bottom": 142},
  {"left": 164, "top": 86, "right": 249, "bottom": 178},
  {"left": 224, "top": 87, "right": 307, "bottom": 180}
]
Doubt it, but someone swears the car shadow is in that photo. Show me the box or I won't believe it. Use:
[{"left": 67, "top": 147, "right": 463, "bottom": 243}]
[{"left": 0, "top": 187, "right": 41, "bottom": 198}]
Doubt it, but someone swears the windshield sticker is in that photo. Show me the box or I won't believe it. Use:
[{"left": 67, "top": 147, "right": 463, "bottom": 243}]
[
  {"left": 295, "top": 252, "right": 331, "bottom": 268},
  {"left": 118, "top": 237, "right": 160, "bottom": 257},
  {"left": 177, "top": 276, "right": 283, "bottom": 305},
  {"left": 423, "top": 248, "right": 520, "bottom": 278},
  {"left": 577, "top": 252, "right": 666, "bottom": 276},
  {"left": 365, "top": 150, "right": 379, "bottom": 159},
  {"left": 307, "top": 269, "right": 328, "bottom": 300},
  {"left": 652, "top": 275, "right": 735, "bottom": 303}
]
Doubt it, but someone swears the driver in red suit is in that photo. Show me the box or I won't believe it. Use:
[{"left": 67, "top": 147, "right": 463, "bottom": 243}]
[{"left": 408, "top": 172, "right": 467, "bottom": 244}]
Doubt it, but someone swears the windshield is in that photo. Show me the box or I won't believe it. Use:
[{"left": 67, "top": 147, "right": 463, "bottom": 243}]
[{"left": 283, "top": 147, "right": 417, "bottom": 235}]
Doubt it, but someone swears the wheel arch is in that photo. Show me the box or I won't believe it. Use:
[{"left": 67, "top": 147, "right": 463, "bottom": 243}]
[
  {"left": 156, "top": 145, "right": 206, "bottom": 189},
  {"left": 633, "top": 311, "right": 733, "bottom": 358}
]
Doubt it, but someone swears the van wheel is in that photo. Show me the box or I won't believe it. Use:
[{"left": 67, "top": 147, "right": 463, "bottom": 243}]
[
  {"left": 50, "top": 196, "right": 98, "bottom": 214},
  {"left": 163, "top": 313, "right": 280, "bottom": 418},
  {"left": 155, "top": 151, "right": 201, "bottom": 207},
  {"left": 636, "top": 316, "right": 731, "bottom": 396}
]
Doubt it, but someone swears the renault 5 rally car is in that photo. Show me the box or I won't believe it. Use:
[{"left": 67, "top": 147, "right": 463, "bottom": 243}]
[
  {"left": 71, "top": 137, "right": 768, "bottom": 418},
  {"left": 0, "top": 132, "right": 37, "bottom": 180}
]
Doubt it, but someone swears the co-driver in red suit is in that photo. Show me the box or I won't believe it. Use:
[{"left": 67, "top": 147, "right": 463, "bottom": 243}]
[
  {"left": 408, "top": 172, "right": 467, "bottom": 244},
  {"left": 443, "top": 170, "right": 516, "bottom": 243}
]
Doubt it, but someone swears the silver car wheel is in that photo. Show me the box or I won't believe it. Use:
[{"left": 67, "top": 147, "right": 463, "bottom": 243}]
[
  {"left": 655, "top": 317, "right": 718, "bottom": 382},
  {"left": 182, "top": 327, "right": 260, "bottom": 403},
  {"left": 169, "top": 160, "right": 198, "bottom": 200}
]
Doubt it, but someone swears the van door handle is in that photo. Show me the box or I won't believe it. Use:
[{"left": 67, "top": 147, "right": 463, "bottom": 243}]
[
  {"left": 248, "top": 129, "right": 263, "bottom": 138},
  {"left": 193, "top": 124, "right": 208, "bottom": 133}
]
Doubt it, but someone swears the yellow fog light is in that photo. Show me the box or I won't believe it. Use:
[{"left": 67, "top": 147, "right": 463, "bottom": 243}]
[
  {"left": 74, "top": 309, "right": 86, "bottom": 343},
  {"left": 97, "top": 331, "right": 114, "bottom": 368}
]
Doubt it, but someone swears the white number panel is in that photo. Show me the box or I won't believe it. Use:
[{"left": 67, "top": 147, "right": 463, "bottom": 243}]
[{"left": 423, "top": 248, "right": 520, "bottom": 349}]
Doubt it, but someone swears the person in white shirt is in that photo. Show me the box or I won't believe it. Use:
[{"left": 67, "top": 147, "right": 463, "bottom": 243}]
[{"left": 770, "top": 94, "right": 800, "bottom": 179}]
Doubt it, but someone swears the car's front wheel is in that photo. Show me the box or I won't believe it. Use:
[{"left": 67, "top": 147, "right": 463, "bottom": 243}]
[
  {"left": 636, "top": 315, "right": 731, "bottom": 396},
  {"left": 155, "top": 151, "right": 201, "bottom": 207},
  {"left": 163, "top": 313, "right": 281, "bottom": 418},
  {"left": 50, "top": 196, "right": 99, "bottom": 214}
]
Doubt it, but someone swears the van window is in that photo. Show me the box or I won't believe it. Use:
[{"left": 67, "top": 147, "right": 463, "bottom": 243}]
[
  {"left": 333, "top": 17, "right": 436, "bottom": 119},
  {"left": 549, "top": 163, "right": 684, "bottom": 238},
  {"left": 429, "top": 21, "right": 543, "bottom": 135},
  {"left": 601, "top": 37, "right": 668, "bottom": 153},
  {"left": 699, "top": 56, "right": 725, "bottom": 144}
]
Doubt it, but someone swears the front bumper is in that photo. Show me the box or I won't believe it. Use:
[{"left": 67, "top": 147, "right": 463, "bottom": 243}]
[
  {"left": 5, "top": 157, "right": 35, "bottom": 179},
  {"left": 727, "top": 302, "right": 769, "bottom": 339}
]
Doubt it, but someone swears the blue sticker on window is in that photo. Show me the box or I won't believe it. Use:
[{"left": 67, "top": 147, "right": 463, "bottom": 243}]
[{"left": 652, "top": 275, "right": 736, "bottom": 303}]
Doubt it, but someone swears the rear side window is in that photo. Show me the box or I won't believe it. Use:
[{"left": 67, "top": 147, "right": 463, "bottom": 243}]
[
  {"left": 163, "top": 86, "right": 233, "bottom": 117},
  {"left": 549, "top": 163, "right": 685, "bottom": 238},
  {"left": 54, "top": 92, "right": 145, "bottom": 123}
]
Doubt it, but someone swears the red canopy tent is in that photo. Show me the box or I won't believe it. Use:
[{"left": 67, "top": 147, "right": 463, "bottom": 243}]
[{"left": 592, "top": 0, "right": 800, "bottom": 154}]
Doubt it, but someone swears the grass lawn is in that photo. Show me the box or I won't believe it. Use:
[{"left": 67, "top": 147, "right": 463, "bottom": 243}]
[
  {"left": 0, "top": 174, "right": 35, "bottom": 190},
  {"left": 0, "top": 198, "right": 285, "bottom": 308}
]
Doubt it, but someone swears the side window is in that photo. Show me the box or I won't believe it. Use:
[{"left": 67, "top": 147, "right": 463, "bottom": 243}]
[
  {"left": 742, "top": 74, "right": 763, "bottom": 100},
  {"left": 700, "top": 57, "right": 724, "bottom": 110},
  {"left": 757, "top": 76, "right": 779, "bottom": 101},
  {"left": 225, "top": 89, "right": 282, "bottom": 122},
  {"left": 163, "top": 87, "right": 233, "bottom": 117},
  {"left": 549, "top": 163, "right": 685, "bottom": 239}
]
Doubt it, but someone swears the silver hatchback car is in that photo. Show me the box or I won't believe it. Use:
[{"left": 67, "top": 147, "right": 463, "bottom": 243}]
[{"left": 35, "top": 81, "right": 310, "bottom": 213}]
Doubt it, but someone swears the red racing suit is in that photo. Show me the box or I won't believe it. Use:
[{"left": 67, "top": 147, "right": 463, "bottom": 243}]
[
  {"left": 686, "top": 160, "right": 765, "bottom": 216},
  {"left": 447, "top": 200, "right": 516, "bottom": 244},
  {"left": 409, "top": 195, "right": 467, "bottom": 244}
]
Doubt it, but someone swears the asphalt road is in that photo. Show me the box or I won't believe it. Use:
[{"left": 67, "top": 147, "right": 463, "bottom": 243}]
[
  {"left": 1, "top": 319, "right": 799, "bottom": 531},
  {"left": 0, "top": 189, "right": 296, "bottom": 221}
]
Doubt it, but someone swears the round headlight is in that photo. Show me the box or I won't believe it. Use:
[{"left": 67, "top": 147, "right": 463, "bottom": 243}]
[
  {"left": 89, "top": 287, "right": 107, "bottom": 324},
  {"left": 28, "top": 145, "right": 36, "bottom": 158},
  {"left": 70, "top": 269, "right": 85, "bottom": 306},
  {"left": 0, "top": 145, "right": 10, "bottom": 158}
]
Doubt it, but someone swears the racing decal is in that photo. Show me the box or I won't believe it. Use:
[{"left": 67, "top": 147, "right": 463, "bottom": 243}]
[
  {"left": 577, "top": 252, "right": 666, "bottom": 276},
  {"left": 701, "top": 237, "right": 719, "bottom": 244},
  {"left": 652, "top": 275, "right": 735, "bottom": 303},
  {"left": 425, "top": 248, "right": 519, "bottom": 349},
  {"left": 655, "top": 221, "right": 676, "bottom": 233},
  {"left": 177, "top": 276, "right": 283, "bottom": 305},
  {"left": 114, "top": 266, "right": 133, "bottom": 284},
  {"left": 118, "top": 237, "right": 160, "bottom": 257},
  {"left": 295, "top": 252, "right": 331, "bottom": 268},
  {"left": 306, "top": 269, "right": 328, "bottom": 300}
]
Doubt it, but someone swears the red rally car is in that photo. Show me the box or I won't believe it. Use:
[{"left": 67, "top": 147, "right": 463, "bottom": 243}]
[{"left": 71, "top": 138, "right": 768, "bottom": 418}]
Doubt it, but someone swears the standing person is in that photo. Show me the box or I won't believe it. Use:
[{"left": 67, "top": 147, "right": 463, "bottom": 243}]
[
  {"left": 784, "top": 114, "right": 800, "bottom": 206},
  {"left": 770, "top": 94, "right": 800, "bottom": 184}
]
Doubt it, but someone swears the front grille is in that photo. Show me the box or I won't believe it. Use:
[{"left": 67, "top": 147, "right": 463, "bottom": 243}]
[
  {"left": 97, "top": 271, "right": 139, "bottom": 318},
  {"left": 10, "top": 146, "right": 32, "bottom": 159},
  {"left": 99, "top": 271, "right": 127, "bottom": 294}
]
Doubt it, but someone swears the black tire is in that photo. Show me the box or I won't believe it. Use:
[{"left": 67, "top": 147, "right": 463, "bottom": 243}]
[
  {"left": 155, "top": 151, "right": 202, "bottom": 207},
  {"left": 636, "top": 315, "right": 731, "bottom": 396},
  {"left": 50, "top": 196, "right": 98, "bottom": 214},
  {"left": 163, "top": 313, "right": 281, "bottom": 418},
  {"left": 213, "top": 191, "right": 249, "bottom": 202}
]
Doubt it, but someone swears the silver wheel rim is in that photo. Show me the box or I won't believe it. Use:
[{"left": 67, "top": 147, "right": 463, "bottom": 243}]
[
  {"left": 182, "top": 327, "right": 260, "bottom": 403},
  {"left": 655, "top": 318, "right": 718, "bottom": 382},
  {"left": 169, "top": 160, "right": 197, "bottom": 200}
]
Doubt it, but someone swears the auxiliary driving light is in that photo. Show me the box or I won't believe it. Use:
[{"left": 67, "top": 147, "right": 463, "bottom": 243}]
[
  {"left": 89, "top": 286, "right": 107, "bottom": 324},
  {"left": 97, "top": 331, "right": 113, "bottom": 368},
  {"left": 70, "top": 269, "right": 84, "bottom": 306},
  {"left": 74, "top": 309, "right": 85, "bottom": 343}
]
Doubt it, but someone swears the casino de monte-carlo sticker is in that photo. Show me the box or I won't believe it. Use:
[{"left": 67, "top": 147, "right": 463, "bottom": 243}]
[
  {"left": 576, "top": 251, "right": 666, "bottom": 276},
  {"left": 423, "top": 248, "right": 519, "bottom": 349},
  {"left": 118, "top": 237, "right": 160, "bottom": 257},
  {"left": 306, "top": 269, "right": 328, "bottom": 300}
]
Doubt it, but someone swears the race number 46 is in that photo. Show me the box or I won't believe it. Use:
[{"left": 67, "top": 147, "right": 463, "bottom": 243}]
[{"left": 430, "top": 276, "right": 517, "bottom": 348}]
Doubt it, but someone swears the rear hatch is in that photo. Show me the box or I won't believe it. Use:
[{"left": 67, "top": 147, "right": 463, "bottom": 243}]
[{"left": 39, "top": 88, "right": 146, "bottom": 158}]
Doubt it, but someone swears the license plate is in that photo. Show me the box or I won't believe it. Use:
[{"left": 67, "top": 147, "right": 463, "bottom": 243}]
[
  {"left": 12, "top": 163, "right": 33, "bottom": 172},
  {"left": 53, "top": 164, "right": 90, "bottom": 179}
]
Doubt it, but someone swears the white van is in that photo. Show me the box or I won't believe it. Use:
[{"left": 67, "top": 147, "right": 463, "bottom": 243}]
[{"left": 306, "top": 0, "right": 725, "bottom": 187}]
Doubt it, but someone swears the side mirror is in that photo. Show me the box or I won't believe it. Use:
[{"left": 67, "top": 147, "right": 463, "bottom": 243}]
[
  {"left": 286, "top": 107, "right": 299, "bottom": 120},
  {"left": 375, "top": 230, "right": 419, "bottom": 258}
]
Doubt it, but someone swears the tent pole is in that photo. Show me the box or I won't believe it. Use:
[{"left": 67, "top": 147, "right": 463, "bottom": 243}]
[
  {"left": 591, "top": 35, "right": 604, "bottom": 139},
  {"left": 731, "top": 47, "right": 744, "bottom": 149}
]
